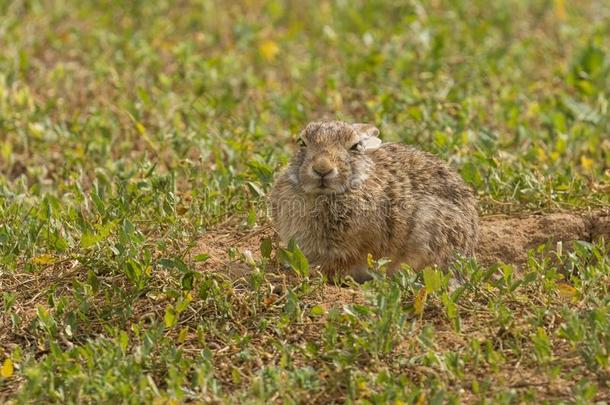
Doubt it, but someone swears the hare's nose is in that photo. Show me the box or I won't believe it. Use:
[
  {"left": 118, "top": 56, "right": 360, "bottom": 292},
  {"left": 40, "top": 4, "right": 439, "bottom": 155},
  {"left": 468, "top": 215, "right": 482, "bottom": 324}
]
[
  {"left": 313, "top": 167, "right": 333, "bottom": 177},
  {"left": 312, "top": 160, "right": 335, "bottom": 178}
]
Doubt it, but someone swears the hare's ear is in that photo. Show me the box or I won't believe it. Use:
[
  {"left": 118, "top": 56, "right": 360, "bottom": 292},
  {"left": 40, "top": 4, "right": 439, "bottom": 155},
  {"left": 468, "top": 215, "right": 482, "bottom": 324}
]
[
  {"left": 352, "top": 123, "right": 379, "bottom": 138},
  {"left": 352, "top": 123, "right": 381, "bottom": 152}
]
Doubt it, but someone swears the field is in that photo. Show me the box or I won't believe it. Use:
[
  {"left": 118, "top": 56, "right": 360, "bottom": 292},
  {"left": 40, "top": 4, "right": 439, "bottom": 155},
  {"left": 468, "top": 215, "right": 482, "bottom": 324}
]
[{"left": 1, "top": 0, "right": 609, "bottom": 403}]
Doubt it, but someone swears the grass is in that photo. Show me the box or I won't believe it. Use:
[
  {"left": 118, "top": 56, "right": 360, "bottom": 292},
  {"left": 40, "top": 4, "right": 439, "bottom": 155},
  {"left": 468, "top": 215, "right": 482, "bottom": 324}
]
[{"left": 0, "top": 0, "right": 609, "bottom": 403}]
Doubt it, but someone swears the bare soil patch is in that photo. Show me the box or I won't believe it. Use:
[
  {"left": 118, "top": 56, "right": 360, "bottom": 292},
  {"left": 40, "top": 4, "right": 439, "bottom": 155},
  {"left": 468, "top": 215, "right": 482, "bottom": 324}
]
[{"left": 477, "top": 210, "right": 609, "bottom": 267}]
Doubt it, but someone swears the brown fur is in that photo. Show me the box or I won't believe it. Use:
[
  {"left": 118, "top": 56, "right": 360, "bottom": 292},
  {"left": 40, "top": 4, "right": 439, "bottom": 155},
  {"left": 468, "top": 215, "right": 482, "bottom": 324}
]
[{"left": 269, "top": 121, "right": 479, "bottom": 282}]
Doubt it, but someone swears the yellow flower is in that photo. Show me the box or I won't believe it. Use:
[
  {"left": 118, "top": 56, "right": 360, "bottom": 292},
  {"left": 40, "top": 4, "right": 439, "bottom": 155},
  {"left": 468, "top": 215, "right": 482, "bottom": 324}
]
[
  {"left": 1, "top": 358, "right": 13, "bottom": 378},
  {"left": 554, "top": 0, "right": 566, "bottom": 21},
  {"left": 580, "top": 155, "right": 594, "bottom": 171},
  {"left": 259, "top": 40, "right": 279, "bottom": 61}
]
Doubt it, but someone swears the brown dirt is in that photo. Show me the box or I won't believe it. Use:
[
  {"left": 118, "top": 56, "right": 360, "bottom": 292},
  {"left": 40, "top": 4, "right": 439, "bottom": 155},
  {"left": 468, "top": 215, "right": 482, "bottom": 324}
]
[
  {"left": 477, "top": 210, "right": 609, "bottom": 267},
  {"left": 195, "top": 210, "right": 610, "bottom": 279},
  {"left": 194, "top": 223, "right": 277, "bottom": 280}
]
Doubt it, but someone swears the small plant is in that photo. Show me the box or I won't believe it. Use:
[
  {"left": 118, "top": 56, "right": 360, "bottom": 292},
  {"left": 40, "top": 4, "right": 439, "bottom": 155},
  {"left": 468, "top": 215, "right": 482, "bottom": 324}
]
[{"left": 278, "top": 239, "right": 310, "bottom": 278}]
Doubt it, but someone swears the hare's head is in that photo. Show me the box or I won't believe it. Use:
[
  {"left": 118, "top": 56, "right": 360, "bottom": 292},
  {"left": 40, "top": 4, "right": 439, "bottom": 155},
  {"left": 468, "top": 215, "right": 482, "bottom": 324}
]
[{"left": 286, "top": 121, "right": 382, "bottom": 194}]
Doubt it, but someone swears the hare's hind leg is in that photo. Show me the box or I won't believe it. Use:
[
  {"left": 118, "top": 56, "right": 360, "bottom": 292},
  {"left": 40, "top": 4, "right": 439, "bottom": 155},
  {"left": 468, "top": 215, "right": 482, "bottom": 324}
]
[
  {"left": 402, "top": 197, "right": 476, "bottom": 273},
  {"left": 390, "top": 250, "right": 431, "bottom": 274},
  {"left": 400, "top": 202, "right": 455, "bottom": 271}
]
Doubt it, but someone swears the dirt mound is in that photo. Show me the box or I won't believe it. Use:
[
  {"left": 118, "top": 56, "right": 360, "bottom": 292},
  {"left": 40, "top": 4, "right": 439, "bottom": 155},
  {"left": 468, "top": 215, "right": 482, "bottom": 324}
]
[
  {"left": 195, "top": 210, "right": 609, "bottom": 278},
  {"left": 477, "top": 210, "right": 609, "bottom": 266}
]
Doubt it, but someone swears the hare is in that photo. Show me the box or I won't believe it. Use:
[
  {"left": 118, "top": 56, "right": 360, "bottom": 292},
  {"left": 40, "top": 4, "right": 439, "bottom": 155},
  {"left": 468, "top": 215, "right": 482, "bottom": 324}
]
[{"left": 269, "top": 121, "right": 479, "bottom": 282}]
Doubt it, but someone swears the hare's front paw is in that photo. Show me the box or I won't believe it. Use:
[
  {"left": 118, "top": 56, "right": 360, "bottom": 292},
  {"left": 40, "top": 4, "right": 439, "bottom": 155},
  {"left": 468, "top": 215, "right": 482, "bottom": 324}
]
[
  {"left": 319, "top": 260, "right": 372, "bottom": 284},
  {"left": 348, "top": 263, "right": 372, "bottom": 283}
]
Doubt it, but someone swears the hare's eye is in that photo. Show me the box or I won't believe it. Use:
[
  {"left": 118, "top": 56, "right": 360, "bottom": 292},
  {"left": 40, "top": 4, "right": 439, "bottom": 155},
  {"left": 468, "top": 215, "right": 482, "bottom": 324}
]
[
  {"left": 350, "top": 142, "right": 362, "bottom": 152},
  {"left": 296, "top": 138, "right": 307, "bottom": 148}
]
